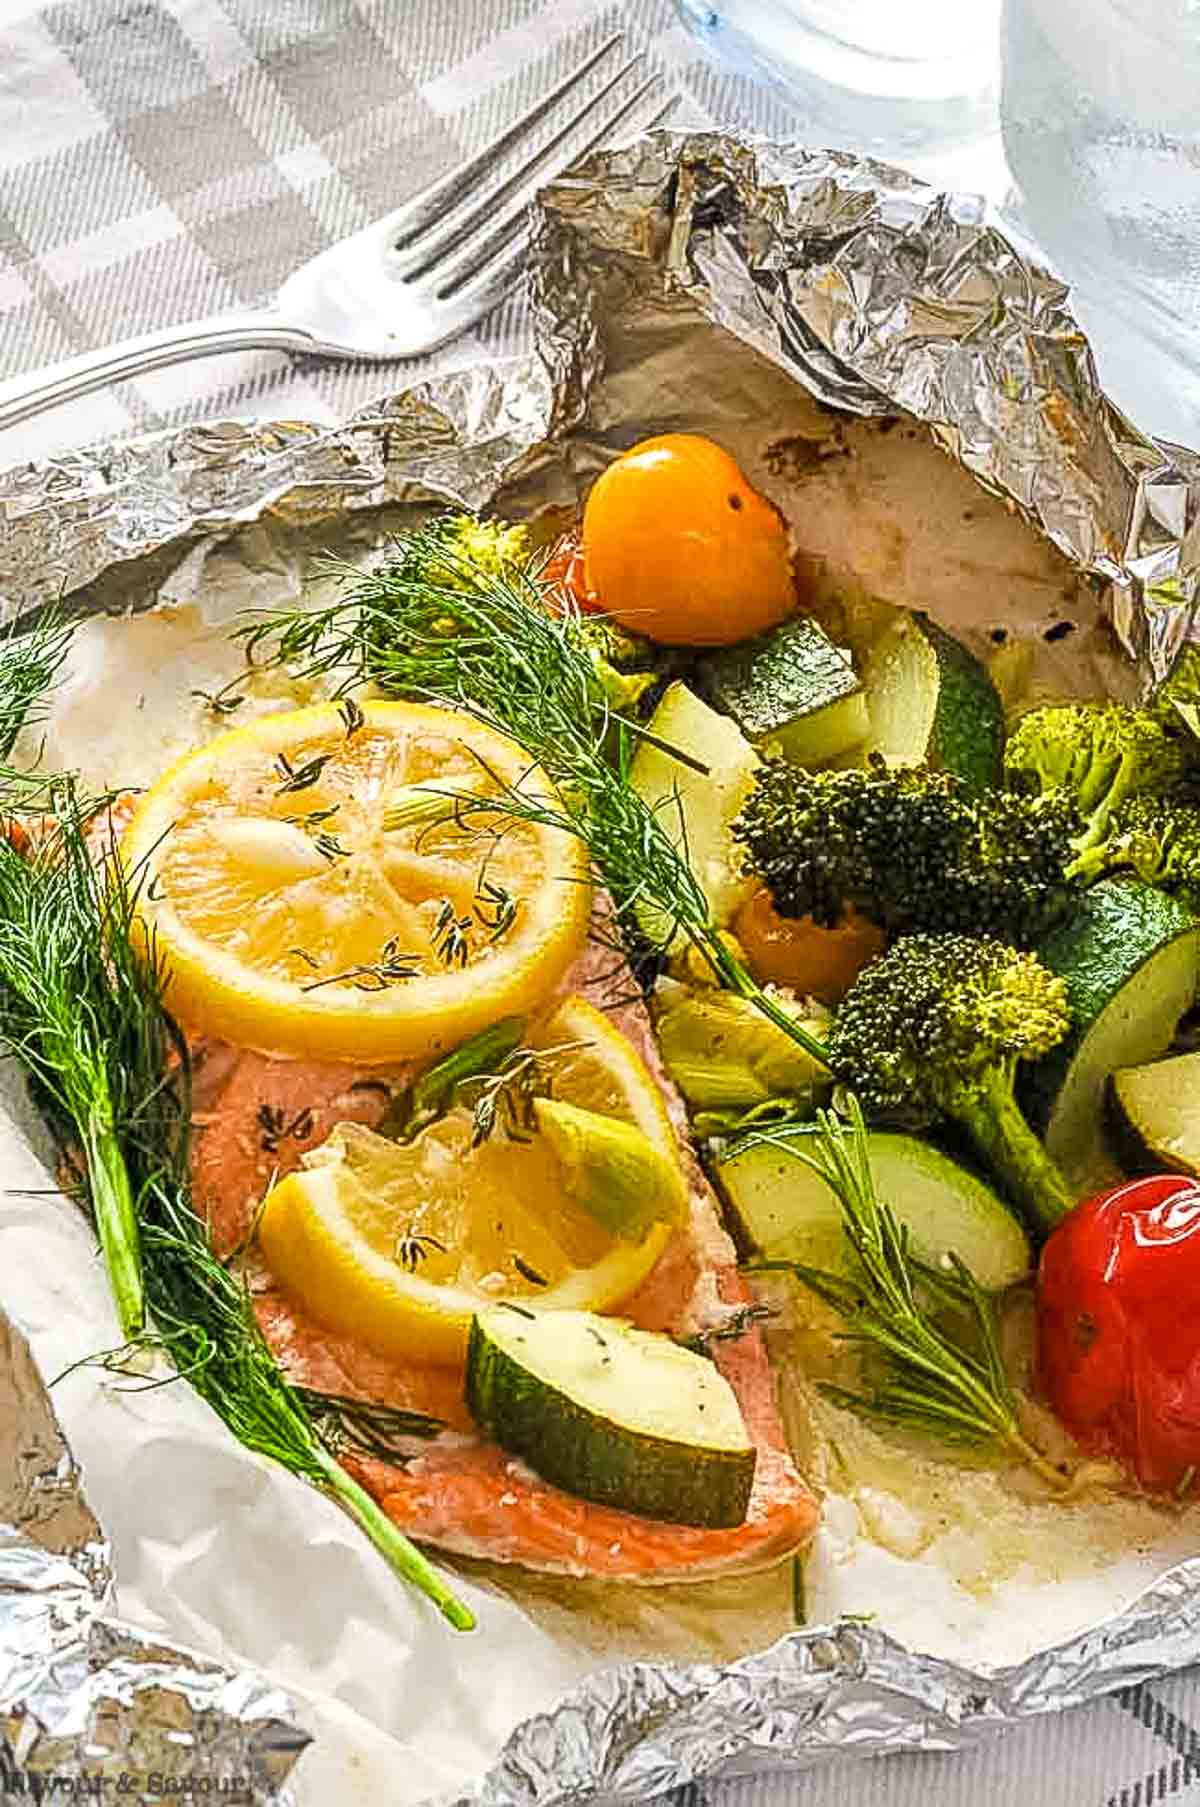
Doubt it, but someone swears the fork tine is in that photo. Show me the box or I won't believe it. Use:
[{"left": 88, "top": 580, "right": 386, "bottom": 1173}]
[
  {"left": 394, "top": 49, "right": 646, "bottom": 279},
  {"left": 431, "top": 72, "right": 669, "bottom": 299},
  {"left": 387, "top": 31, "right": 625, "bottom": 252},
  {"left": 417, "top": 227, "right": 534, "bottom": 358}
]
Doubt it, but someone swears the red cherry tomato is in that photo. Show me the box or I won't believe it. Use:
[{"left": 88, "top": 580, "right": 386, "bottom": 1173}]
[
  {"left": 1037, "top": 1173, "right": 1200, "bottom": 1493},
  {"left": 543, "top": 535, "right": 602, "bottom": 613}
]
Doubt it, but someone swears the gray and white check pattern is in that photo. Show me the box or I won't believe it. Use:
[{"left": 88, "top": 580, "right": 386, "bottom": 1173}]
[{"left": 3, "top": 2, "right": 1200, "bottom": 1802}]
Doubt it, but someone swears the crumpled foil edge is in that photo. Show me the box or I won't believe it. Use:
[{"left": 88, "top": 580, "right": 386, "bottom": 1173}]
[
  {"left": 0, "top": 1312, "right": 307, "bottom": 1803},
  {"left": 454, "top": 1559, "right": 1200, "bottom": 1805}
]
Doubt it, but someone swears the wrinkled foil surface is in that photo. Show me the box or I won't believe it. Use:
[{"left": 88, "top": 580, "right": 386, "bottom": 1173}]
[
  {"left": 0, "top": 1310, "right": 306, "bottom": 1803},
  {"left": 2, "top": 130, "right": 1200, "bottom": 1805}
]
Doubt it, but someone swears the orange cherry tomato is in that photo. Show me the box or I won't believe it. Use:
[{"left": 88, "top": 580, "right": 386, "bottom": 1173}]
[
  {"left": 733, "top": 887, "right": 886, "bottom": 1006},
  {"left": 581, "top": 434, "right": 795, "bottom": 647}
]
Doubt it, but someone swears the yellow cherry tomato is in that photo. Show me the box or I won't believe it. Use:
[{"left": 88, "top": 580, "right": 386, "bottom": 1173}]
[{"left": 581, "top": 434, "right": 795, "bottom": 646}]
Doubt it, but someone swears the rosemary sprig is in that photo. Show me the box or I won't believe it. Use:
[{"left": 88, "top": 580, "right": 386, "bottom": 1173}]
[
  {"left": 743, "top": 1101, "right": 1063, "bottom": 1486},
  {"left": 239, "top": 532, "right": 826, "bottom": 1065}
]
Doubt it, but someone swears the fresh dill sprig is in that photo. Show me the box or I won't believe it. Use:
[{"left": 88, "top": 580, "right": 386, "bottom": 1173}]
[
  {"left": 0, "top": 609, "right": 75, "bottom": 763},
  {"left": 0, "top": 788, "right": 148, "bottom": 1337},
  {"left": 743, "top": 1101, "right": 1063, "bottom": 1486},
  {"left": 240, "top": 529, "right": 826, "bottom": 1064},
  {"left": 15, "top": 805, "right": 474, "bottom": 1629},
  {"left": 0, "top": 616, "right": 474, "bottom": 1629}
]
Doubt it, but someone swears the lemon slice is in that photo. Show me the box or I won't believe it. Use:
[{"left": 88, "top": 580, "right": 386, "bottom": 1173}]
[
  {"left": 123, "top": 701, "right": 591, "bottom": 1060},
  {"left": 256, "top": 996, "right": 686, "bottom": 1365}
]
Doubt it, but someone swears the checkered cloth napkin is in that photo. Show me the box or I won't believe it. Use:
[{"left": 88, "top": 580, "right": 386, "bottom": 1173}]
[{"left": 3, "top": 3, "right": 1200, "bottom": 1804}]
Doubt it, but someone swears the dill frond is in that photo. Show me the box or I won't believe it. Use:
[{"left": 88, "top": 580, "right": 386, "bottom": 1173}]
[
  {"left": 240, "top": 530, "right": 826, "bottom": 1063},
  {"left": 0, "top": 608, "right": 75, "bottom": 762},
  {"left": 0, "top": 779, "right": 474, "bottom": 1628}
]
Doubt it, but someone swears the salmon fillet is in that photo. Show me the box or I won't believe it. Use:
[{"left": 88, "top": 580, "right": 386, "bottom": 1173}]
[{"left": 188, "top": 930, "right": 819, "bottom": 1581}]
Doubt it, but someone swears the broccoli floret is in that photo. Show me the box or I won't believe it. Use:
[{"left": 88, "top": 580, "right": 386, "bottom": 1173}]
[
  {"left": 445, "top": 513, "right": 532, "bottom": 581},
  {"left": 388, "top": 511, "right": 532, "bottom": 593},
  {"left": 827, "top": 933, "right": 1075, "bottom": 1234},
  {"left": 1101, "top": 794, "right": 1200, "bottom": 910},
  {"left": 1005, "top": 701, "right": 1188, "bottom": 875},
  {"left": 580, "top": 618, "right": 661, "bottom": 715},
  {"left": 733, "top": 756, "right": 1080, "bottom": 947}
]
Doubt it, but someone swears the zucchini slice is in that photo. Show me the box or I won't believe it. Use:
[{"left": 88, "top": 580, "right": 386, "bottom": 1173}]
[
  {"left": 629, "top": 680, "right": 760, "bottom": 947},
  {"left": 1110, "top": 1048, "right": 1200, "bottom": 1178},
  {"left": 717, "top": 1128, "right": 1030, "bottom": 1291},
  {"left": 1025, "top": 879, "right": 1200, "bottom": 1192},
  {"left": 863, "top": 611, "right": 1004, "bottom": 791},
  {"left": 466, "top": 1306, "right": 756, "bottom": 1528},
  {"left": 698, "top": 616, "right": 869, "bottom": 768}
]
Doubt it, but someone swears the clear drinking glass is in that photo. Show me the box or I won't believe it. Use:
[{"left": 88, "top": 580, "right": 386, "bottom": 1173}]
[
  {"left": 675, "top": 0, "right": 1002, "bottom": 164},
  {"left": 1000, "top": 0, "right": 1200, "bottom": 445}
]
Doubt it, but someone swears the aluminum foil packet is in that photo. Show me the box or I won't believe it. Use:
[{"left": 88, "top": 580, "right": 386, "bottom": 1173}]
[{"left": 2, "top": 130, "right": 1200, "bottom": 1806}]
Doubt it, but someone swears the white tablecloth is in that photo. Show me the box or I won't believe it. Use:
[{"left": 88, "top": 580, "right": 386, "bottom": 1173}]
[{"left": 2, "top": 2, "right": 1199, "bottom": 1802}]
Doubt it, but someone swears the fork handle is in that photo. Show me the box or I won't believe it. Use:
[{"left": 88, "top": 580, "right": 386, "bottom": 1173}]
[{"left": 0, "top": 311, "right": 320, "bottom": 435}]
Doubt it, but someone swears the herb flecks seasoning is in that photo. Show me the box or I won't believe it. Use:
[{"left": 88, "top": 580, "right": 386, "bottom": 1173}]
[
  {"left": 274, "top": 751, "right": 332, "bottom": 796},
  {"left": 257, "top": 1103, "right": 316, "bottom": 1156},
  {"left": 313, "top": 830, "right": 350, "bottom": 864},
  {"left": 475, "top": 876, "right": 518, "bottom": 943},
  {"left": 300, "top": 935, "right": 422, "bottom": 992},
  {"left": 462, "top": 1038, "right": 587, "bottom": 1148},
  {"left": 393, "top": 1226, "right": 447, "bottom": 1273},
  {"left": 192, "top": 685, "right": 246, "bottom": 716},
  {"left": 338, "top": 695, "right": 366, "bottom": 738},
  {"left": 432, "top": 899, "right": 473, "bottom": 969},
  {"left": 285, "top": 805, "right": 340, "bottom": 833}
]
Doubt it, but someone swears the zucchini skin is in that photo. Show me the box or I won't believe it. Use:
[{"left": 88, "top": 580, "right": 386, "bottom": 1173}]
[
  {"left": 1024, "top": 878, "right": 1199, "bottom": 1133},
  {"left": 920, "top": 615, "right": 1005, "bottom": 792},
  {"left": 464, "top": 1318, "right": 757, "bottom": 1530}
]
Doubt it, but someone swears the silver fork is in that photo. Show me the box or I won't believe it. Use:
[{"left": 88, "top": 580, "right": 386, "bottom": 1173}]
[{"left": 0, "top": 36, "right": 670, "bottom": 434}]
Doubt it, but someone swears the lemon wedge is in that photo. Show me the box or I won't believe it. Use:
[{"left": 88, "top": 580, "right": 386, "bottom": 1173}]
[
  {"left": 256, "top": 996, "right": 686, "bottom": 1365},
  {"left": 122, "top": 701, "right": 591, "bottom": 1060}
]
